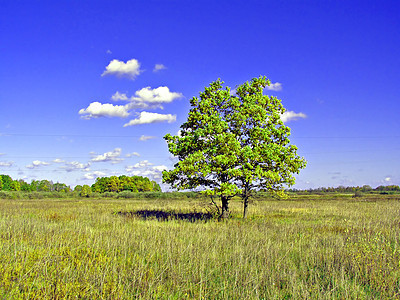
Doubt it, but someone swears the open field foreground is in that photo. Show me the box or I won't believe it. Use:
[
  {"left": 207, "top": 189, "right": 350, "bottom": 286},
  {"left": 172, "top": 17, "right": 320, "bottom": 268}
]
[{"left": 1, "top": 195, "right": 400, "bottom": 299}]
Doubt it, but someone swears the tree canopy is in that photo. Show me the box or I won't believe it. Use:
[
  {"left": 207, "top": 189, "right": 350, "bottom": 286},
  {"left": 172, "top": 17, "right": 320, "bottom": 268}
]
[
  {"left": 163, "top": 76, "right": 307, "bottom": 218},
  {"left": 91, "top": 175, "right": 161, "bottom": 193}
]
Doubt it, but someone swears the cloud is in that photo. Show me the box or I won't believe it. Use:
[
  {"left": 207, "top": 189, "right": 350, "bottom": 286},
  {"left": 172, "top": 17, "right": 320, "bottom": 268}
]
[
  {"left": 62, "top": 161, "right": 91, "bottom": 172},
  {"left": 281, "top": 111, "right": 307, "bottom": 122},
  {"left": 81, "top": 86, "right": 182, "bottom": 121},
  {"left": 111, "top": 86, "right": 183, "bottom": 110},
  {"left": 133, "top": 86, "right": 182, "bottom": 104},
  {"left": 126, "top": 160, "right": 168, "bottom": 180},
  {"left": 139, "top": 135, "right": 156, "bottom": 141},
  {"left": 0, "top": 161, "right": 13, "bottom": 167},
  {"left": 126, "top": 160, "right": 154, "bottom": 171},
  {"left": 111, "top": 91, "right": 129, "bottom": 101},
  {"left": 126, "top": 152, "right": 140, "bottom": 157},
  {"left": 106, "top": 50, "right": 112, "bottom": 54},
  {"left": 266, "top": 82, "right": 282, "bottom": 91},
  {"left": 79, "top": 102, "right": 130, "bottom": 119},
  {"left": 153, "top": 64, "right": 166, "bottom": 72},
  {"left": 91, "top": 148, "right": 123, "bottom": 164},
  {"left": 384, "top": 177, "right": 392, "bottom": 182},
  {"left": 101, "top": 59, "right": 142, "bottom": 80},
  {"left": 83, "top": 171, "right": 106, "bottom": 180},
  {"left": 53, "top": 158, "right": 65, "bottom": 163},
  {"left": 26, "top": 160, "right": 50, "bottom": 169},
  {"left": 123, "top": 112, "right": 176, "bottom": 127}
]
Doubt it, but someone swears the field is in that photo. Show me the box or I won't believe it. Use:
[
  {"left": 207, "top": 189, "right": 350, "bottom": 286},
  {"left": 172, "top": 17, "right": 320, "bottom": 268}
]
[{"left": 0, "top": 194, "right": 400, "bottom": 299}]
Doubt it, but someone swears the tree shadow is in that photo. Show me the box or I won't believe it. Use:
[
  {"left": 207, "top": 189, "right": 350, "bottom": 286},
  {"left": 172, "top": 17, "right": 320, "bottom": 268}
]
[{"left": 115, "top": 209, "right": 214, "bottom": 222}]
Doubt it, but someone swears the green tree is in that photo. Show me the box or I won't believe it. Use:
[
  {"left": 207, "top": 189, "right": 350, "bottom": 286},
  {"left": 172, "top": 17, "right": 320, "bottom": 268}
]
[
  {"left": 80, "top": 185, "right": 92, "bottom": 197},
  {"left": 107, "top": 176, "right": 121, "bottom": 192},
  {"left": 152, "top": 180, "right": 162, "bottom": 192},
  {"left": 225, "top": 76, "right": 307, "bottom": 218},
  {"left": 0, "top": 175, "right": 13, "bottom": 191},
  {"left": 10, "top": 180, "right": 21, "bottom": 191},
  {"left": 19, "top": 180, "right": 31, "bottom": 191},
  {"left": 38, "top": 180, "right": 51, "bottom": 192},
  {"left": 30, "top": 180, "right": 39, "bottom": 191},
  {"left": 163, "top": 76, "right": 306, "bottom": 219}
]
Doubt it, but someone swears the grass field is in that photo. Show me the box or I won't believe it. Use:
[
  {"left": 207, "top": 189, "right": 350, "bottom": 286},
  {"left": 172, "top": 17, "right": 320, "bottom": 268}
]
[{"left": 0, "top": 194, "right": 400, "bottom": 299}]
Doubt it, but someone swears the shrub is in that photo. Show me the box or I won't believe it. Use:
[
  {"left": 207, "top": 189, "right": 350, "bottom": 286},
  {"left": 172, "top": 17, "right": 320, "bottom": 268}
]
[
  {"left": 102, "top": 192, "right": 117, "bottom": 198},
  {"left": 117, "top": 191, "right": 136, "bottom": 199}
]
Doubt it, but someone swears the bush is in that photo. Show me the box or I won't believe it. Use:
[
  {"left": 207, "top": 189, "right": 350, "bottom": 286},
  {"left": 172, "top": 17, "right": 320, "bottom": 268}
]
[
  {"left": 0, "top": 191, "right": 16, "bottom": 199},
  {"left": 117, "top": 191, "right": 137, "bottom": 199},
  {"left": 89, "top": 192, "right": 101, "bottom": 198},
  {"left": 102, "top": 192, "right": 118, "bottom": 198}
]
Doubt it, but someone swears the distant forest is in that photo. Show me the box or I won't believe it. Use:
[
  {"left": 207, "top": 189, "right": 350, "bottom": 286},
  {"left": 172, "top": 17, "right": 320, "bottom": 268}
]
[
  {"left": 1, "top": 174, "right": 398, "bottom": 195},
  {"left": 288, "top": 185, "right": 400, "bottom": 194},
  {"left": 0, "top": 174, "right": 161, "bottom": 194}
]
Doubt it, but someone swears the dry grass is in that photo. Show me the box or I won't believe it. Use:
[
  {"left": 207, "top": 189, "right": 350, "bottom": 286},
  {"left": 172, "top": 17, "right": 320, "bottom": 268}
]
[{"left": 0, "top": 195, "right": 400, "bottom": 299}]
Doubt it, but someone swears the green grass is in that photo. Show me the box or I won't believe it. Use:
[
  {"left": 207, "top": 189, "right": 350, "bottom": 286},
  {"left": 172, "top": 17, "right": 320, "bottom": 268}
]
[{"left": 0, "top": 195, "right": 400, "bottom": 299}]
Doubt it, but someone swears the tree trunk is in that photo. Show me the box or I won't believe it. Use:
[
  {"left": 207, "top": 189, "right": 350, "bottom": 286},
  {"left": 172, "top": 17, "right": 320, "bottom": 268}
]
[
  {"left": 221, "top": 196, "right": 230, "bottom": 220},
  {"left": 243, "top": 196, "right": 249, "bottom": 219}
]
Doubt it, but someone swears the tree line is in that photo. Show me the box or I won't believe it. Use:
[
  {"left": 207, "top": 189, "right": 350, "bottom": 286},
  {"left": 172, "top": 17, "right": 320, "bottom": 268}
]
[
  {"left": 0, "top": 174, "right": 71, "bottom": 192},
  {"left": 289, "top": 185, "right": 400, "bottom": 194},
  {"left": 85, "top": 175, "right": 161, "bottom": 194},
  {"left": 0, "top": 174, "right": 161, "bottom": 195}
]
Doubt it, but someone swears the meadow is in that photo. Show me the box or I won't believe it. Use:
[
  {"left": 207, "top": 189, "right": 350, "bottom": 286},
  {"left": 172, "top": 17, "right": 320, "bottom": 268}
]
[{"left": 0, "top": 194, "right": 399, "bottom": 299}]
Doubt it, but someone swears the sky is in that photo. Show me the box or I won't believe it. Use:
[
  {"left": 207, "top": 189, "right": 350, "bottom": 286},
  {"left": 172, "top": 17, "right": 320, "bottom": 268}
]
[{"left": 1, "top": 0, "right": 399, "bottom": 190}]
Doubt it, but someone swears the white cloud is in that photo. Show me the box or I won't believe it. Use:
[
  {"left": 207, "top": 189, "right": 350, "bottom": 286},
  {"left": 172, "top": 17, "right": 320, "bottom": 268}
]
[
  {"left": 266, "top": 82, "right": 282, "bottom": 91},
  {"left": 123, "top": 112, "right": 176, "bottom": 127},
  {"left": 26, "top": 160, "right": 50, "bottom": 169},
  {"left": 111, "top": 91, "right": 129, "bottom": 101},
  {"left": 139, "top": 135, "right": 156, "bottom": 141},
  {"left": 133, "top": 86, "right": 182, "bottom": 104},
  {"left": 79, "top": 102, "right": 130, "bottom": 119},
  {"left": 384, "top": 177, "right": 392, "bottom": 182},
  {"left": 91, "top": 148, "right": 123, "bottom": 164},
  {"left": 0, "top": 161, "right": 13, "bottom": 167},
  {"left": 53, "top": 158, "right": 65, "bottom": 163},
  {"left": 126, "top": 161, "right": 168, "bottom": 180},
  {"left": 101, "top": 59, "right": 142, "bottom": 80},
  {"left": 126, "top": 152, "right": 140, "bottom": 157},
  {"left": 153, "top": 64, "right": 166, "bottom": 72},
  {"left": 62, "top": 161, "right": 91, "bottom": 172},
  {"left": 152, "top": 165, "right": 168, "bottom": 172},
  {"left": 281, "top": 111, "right": 307, "bottom": 122},
  {"left": 106, "top": 50, "right": 112, "bottom": 54},
  {"left": 83, "top": 171, "right": 106, "bottom": 180},
  {"left": 111, "top": 86, "right": 183, "bottom": 110}
]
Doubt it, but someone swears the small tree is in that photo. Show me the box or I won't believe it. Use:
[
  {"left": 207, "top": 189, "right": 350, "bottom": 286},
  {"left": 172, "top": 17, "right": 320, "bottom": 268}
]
[
  {"left": 163, "top": 76, "right": 306, "bottom": 219},
  {"left": 80, "top": 185, "right": 92, "bottom": 197}
]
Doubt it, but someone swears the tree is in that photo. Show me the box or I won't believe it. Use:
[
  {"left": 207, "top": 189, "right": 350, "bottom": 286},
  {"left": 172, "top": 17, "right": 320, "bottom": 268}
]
[
  {"left": 0, "top": 175, "right": 13, "bottom": 191},
  {"left": 163, "top": 76, "right": 306, "bottom": 219},
  {"left": 80, "top": 185, "right": 92, "bottom": 197},
  {"left": 10, "top": 180, "right": 21, "bottom": 191},
  {"left": 91, "top": 175, "right": 158, "bottom": 193},
  {"left": 19, "top": 180, "right": 31, "bottom": 191},
  {"left": 225, "top": 76, "right": 307, "bottom": 217}
]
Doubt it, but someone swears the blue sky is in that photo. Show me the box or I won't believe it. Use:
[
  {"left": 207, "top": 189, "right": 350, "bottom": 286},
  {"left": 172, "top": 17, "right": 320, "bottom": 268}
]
[{"left": 1, "top": 0, "right": 399, "bottom": 189}]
